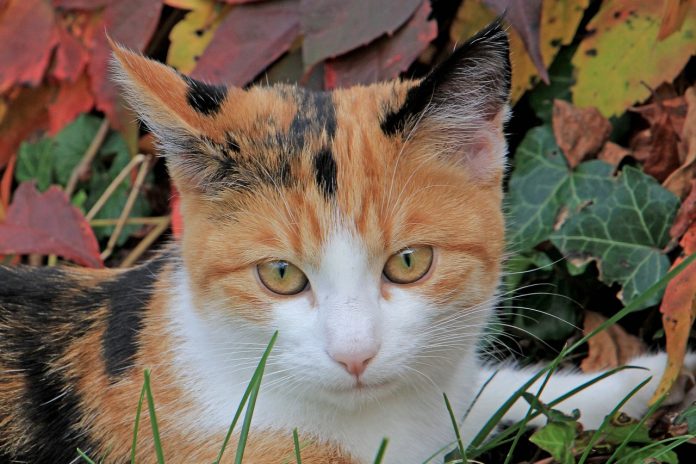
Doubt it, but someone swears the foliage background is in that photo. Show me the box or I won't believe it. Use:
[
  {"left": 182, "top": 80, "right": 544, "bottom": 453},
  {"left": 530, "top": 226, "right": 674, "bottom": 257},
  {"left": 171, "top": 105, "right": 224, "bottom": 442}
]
[{"left": 0, "top": 0, "right": 695, "bottom": 461}]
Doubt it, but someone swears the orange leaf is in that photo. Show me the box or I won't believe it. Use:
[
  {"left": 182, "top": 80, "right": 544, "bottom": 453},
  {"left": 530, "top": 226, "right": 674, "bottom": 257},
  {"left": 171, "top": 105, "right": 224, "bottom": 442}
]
[
  {"left": 650, "top": 227, "right": 696, "bottom": 404},
  {"left": 657, "top": 0, "right": 691, "bottom": 41},
  {"left": 0, "top": 154, "right": 15, "bottom": 219},
  {"left": 580, "top": 310, "right": 646, "bottom": 373}
]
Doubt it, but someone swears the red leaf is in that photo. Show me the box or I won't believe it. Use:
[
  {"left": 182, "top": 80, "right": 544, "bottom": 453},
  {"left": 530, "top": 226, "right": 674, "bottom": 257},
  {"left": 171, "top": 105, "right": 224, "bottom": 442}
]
[
  {"left": 483, "top": 0, "right": 548, "bottom": 83},
  {"left": 0, "top": 182, "right": 103, "bottom": 268},
  {"left": 52, "top": 0, "right": 110, "bottom": 9},
  {"left": 324, "top": 1, "right": 436, "bottom": 88},
  {"left": 0, "top": 154, "right": 16, "bottom": 219},
  {"left": 88, "top": 0, "right": 162, "bottom": 127},
  {"left": 170, "top": 184, "right": 183, "bottom": 240},
  {"left": 48, "top": 72, "right": 95, "bottom": 134},
  {"left": 0, "top": 0, "right": 60, "bottom": 93},
  {"left": 52, "top": 25, "right": 91, "bottom": 82},
  {"left": 192, "top": 0, "right": 299, "bottom": 85},
  {"left": 302, "top": 0, "right": 422, "bottom": 67},
  {"left": 0, "top": 86, "right": 53, "bottom": 169}
]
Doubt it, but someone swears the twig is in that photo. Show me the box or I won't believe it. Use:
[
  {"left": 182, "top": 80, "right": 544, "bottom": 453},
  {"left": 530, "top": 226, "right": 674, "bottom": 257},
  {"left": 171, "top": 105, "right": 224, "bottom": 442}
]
[
  {"left": 90, "top": 216, "right": 169, "bottom": 227},
  {"left": 100, "top": 157, "right": 151, "bottom": 261},
  {"left": 120, "top": 216, "right": 171, "bottom": 268},
  {"left": 65, "top": 119, "right": 110, "bottom": 197},
  {"left": 86, "top": 154, "right": 146, "bottom": 221}
]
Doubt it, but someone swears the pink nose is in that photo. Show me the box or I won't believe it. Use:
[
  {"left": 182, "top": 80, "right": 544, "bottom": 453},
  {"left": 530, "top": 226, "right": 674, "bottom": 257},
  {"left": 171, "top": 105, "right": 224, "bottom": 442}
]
[{"left": 330, "top": 349, "right": 378, "bottom": 377}]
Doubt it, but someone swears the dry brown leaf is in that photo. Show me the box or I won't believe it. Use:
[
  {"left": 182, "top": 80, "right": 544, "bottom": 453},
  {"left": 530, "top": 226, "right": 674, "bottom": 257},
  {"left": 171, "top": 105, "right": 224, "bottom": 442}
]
[
  {"left": 580, "top": 310, "right": 646, "bottom": 373},
  {"left": 552, "top": 100, "right": 612, "bottom": 168},
  {"left": 664, "top": 87, "right": 696, "bottom": 198},
  {"left": 598, "top": 141, "right": 631, "bottom": 166},
  {"left": 670, "top": 180, "right": 696, "bottom": 242}
]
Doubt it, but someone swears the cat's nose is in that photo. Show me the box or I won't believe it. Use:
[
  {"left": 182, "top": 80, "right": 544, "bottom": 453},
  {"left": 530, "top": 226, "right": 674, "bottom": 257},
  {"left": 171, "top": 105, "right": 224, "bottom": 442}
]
[{"left": 330, "top": 347, "right": 378, "bottom": 378}]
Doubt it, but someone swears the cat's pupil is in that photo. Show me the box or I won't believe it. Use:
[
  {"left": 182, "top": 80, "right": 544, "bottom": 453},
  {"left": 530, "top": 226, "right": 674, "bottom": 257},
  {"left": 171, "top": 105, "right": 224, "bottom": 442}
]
[
  {"left": 402, "top": 251, "right": 413, "bottom": 268},
  {"left": 277, "top": 262, "right": 287, "bottom": 279}
]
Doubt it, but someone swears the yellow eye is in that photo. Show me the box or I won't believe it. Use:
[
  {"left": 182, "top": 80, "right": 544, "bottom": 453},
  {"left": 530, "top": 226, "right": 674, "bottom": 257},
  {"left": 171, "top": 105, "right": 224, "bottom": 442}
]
[
  {"left": 257, "top": 260, "right": 308, "bottom": 295},
  {"left": 383, "top": 246, "right": 434, "bottom": 284}
]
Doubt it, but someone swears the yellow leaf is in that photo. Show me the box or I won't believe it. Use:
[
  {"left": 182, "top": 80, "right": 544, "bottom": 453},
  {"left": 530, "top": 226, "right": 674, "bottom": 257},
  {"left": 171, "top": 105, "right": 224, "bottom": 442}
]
[
  {"left": 166, "top": 1, "right": 228, "bottom": 74},
  {"left": 572, "top": 0, "right": 696, "bottom": 117},
  {"left": 163, "top": 0, "right": 211, "bottom": 10},
  {"left": 450, "top": 0, "right": 588, "bottom": 103}
]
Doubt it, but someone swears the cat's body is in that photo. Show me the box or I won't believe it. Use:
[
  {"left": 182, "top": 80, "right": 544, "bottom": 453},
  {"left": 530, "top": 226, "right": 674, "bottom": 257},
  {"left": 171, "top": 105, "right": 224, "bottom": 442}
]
[{"left": 0, "top": 22, "right": 684, "bottom": 463}]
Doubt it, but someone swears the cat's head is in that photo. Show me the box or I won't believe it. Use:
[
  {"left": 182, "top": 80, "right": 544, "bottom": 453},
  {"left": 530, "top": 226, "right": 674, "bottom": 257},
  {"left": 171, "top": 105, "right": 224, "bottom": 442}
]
[{"left": 112, "top": 20, "right": 510, "bottom": 405}]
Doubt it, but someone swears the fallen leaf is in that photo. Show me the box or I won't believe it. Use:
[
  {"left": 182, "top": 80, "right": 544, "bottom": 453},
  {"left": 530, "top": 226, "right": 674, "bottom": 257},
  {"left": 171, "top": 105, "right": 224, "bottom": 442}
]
[
  {"left": 301, "top": 0, "right": 422, "bottom": 67},
  {"left": 0, "top": 0, "right": 60, "bottom": 93},
  {"left": 0, "top": 154, "right": 15, "bottom": 220},
  {"left": 580, "top": 310, "right": 646, "bottom": 373},
  {"left": 664, "top": 87, "right": 696, "bottom": 198},
  {"left": 657, "top": 0, "right": 691, "bottom": 40},
  {"left": 630, "top": 95, "right": 687, "bottom": 135},
  {"left": 629, "top": 105, "right": 682, "bottom": 182},
  {"left": 650, "top": 227, "right": 696, "bottom": 404},
  {"left": 598, "top": 141, "right": 631, "bottom": 166},
  {"left": 572, "top": 0, "right": 696, "bottom": 117},
  {"left": 450, "top": 0, "right": 588, "bottom": 103},
  {"left": 670, "top": 180, "right": 696, "bottom": 242},
  {"left": 552, "top": 100, "right": 612, "bottom": 168},
  {"left": 0, "top": 85, "right": 53, "bottom": 169},
  {"left": 166, "top": 0, "right": 228, "bottom": 73},
  {"left": 483, "top": 0, "right": 548, "bottom": 82},
  {"left": 52, "top": 21, "right": 91, "bottom": 82},
  {"left": 192, "top": 0, "right": 299, "bottom": 85},
  {"left": 324, "top": 1, "right": 436, "bottom": 88},
  {"left": 0, "top": 181, "right": 103, "bottom": 267},
  {"left": 48, "top": 72, "right": 95, "bottom": 134},
  {"left": 52, "top": 0, "right": 110, "bottom": 9}
]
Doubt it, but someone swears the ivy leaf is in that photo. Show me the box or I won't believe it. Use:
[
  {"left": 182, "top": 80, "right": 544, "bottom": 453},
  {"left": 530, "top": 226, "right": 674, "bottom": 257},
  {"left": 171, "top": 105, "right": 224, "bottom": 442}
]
[
  {"left": 507, "top": 126, "right": 569, "bottom": 251},
  {"left": 529, "top": 420, "right": 577, "bottom": 464},
  {"left": 551, "top": 167, "right": 680, "bottom": 307},
  {"left": 16, "top": 139, "right": 55, "bottom": 192}
]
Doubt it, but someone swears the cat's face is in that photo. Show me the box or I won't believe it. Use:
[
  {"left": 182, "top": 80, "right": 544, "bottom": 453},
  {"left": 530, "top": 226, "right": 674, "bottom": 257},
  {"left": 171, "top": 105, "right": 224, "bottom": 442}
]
[{"left": 113, "top": 21, "right": 510, "bottom": 405}]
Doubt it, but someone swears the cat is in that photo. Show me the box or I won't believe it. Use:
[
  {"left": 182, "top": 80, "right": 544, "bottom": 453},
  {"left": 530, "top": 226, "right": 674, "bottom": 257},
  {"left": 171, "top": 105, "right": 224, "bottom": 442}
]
[{"left": 0, "top": 20, "right": 689, "bottom": 464}]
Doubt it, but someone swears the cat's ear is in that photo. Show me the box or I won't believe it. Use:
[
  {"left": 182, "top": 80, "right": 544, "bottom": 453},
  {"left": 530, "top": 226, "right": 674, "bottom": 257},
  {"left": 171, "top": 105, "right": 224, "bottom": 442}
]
[
  {"left": 110, "top": 40, "right": 236, "bottom": 191},
  {"left": 381, "top": 19, "right": 511, "bottom": 181}
]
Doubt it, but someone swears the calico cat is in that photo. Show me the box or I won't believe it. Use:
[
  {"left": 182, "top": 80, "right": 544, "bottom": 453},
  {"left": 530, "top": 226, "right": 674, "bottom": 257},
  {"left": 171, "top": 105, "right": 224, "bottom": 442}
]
[{"left": 0, "top": 20, "right": 687, "bottom": 463}]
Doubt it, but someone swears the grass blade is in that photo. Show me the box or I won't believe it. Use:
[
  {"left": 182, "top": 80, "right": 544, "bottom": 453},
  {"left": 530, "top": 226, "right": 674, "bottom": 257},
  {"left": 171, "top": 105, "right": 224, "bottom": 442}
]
[
  {"left": 293, "top": 428, "right": 302, "bottom": 464},
  {"left": 76, "top": 448, "right": 97, "bottom": 464},
  {"left": 143, "top": 369, "right": 165, "bottom": 464},
  {"left": 373, "top": 438, "right": 389, "bottom": 464},
  {"left": 130, "top": 379, "right": 147, "bottom": 464},
  {"left": 605, "top": 394, "right": 667, "bottom": 464},
  {"left": 443, "top": 393, "right": 467, "bottom": 463},
  {"left": 576, "top": 376, "right": 652, "bottom": 464},
  {"left": 215, "top": 331, "right": 278, "bottom": 464}
]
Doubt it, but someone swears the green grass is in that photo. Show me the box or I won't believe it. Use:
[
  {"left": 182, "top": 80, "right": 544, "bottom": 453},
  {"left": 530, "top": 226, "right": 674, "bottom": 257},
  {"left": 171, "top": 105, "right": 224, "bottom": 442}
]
[{"left": 78, "top": 255, "right": 696, "bottom": 464}]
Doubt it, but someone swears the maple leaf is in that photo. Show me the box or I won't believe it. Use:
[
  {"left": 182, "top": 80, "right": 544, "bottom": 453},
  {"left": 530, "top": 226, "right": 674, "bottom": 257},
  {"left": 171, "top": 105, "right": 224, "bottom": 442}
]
[
  {"left": 0, "top": 182, "right": 103, "bottom": 268},
  {"left": 323, "top": 1, "right": 436, "bottom": 88}
]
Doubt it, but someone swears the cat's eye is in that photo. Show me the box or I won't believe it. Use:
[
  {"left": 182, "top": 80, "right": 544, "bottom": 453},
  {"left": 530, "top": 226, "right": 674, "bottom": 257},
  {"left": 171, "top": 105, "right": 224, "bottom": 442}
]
[
  {"left": 257, "top": 260, "right": 309, "bottom": 295},
  {"left": 383, "top": 246, "right": 434, "bottom": 284}
]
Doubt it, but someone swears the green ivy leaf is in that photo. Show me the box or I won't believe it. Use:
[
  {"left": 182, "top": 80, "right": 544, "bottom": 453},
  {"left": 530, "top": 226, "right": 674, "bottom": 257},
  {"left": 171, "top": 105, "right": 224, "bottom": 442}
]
[
  {"left": 507, "top": 126, "right": 569, "bottom": 251},
  {"left": 551, "top": 167, "right": 679, "bottom": 307},
  {"left": 16, "top": 138, "right": 55, "bottom": 192},
  {"left": 529, "top": 420, "right": 577, "bottom": 464},
  {"left": 53, "top": 114, "right": 105, "bottom": 186}
]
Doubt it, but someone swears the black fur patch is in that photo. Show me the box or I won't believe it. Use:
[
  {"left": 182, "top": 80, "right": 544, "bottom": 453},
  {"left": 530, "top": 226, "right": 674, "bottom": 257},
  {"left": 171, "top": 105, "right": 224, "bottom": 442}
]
[
  {"left": 183, "top": 75, "right": 227, "bottom": 115},
  {"left": 381, "top": 18, "right": 510, "bottom": 136},
  {"left": 288, "top": 89, "right": 337, "bottom": 149},
  {"left": 314, "top": 148, "right": 337, "bottom": 198},
  {"left": 101, "top": 255, "right": 166, "bottom": 378},
  {"left": 0, "top": 267, "right": 100, "bottom": 461}
]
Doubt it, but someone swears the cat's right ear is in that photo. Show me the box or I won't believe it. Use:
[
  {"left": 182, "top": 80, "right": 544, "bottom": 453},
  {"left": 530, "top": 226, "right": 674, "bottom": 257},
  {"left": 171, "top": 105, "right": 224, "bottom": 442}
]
[{"left": 110, "top": 40, "right": 238, "bottom": 191}]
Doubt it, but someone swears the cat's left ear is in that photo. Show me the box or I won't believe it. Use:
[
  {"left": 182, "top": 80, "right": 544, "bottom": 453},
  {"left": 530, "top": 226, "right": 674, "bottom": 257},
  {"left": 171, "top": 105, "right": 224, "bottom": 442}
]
[{"left": 381, "top": 19, "right": 511, "bottom": 181}]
